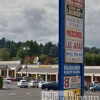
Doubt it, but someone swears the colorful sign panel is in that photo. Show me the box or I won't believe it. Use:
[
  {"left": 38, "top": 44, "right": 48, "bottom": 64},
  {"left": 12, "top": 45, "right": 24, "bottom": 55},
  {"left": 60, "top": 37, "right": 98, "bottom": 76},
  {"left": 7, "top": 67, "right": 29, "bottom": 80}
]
[
  {"left": 64, "top": 76, "right": 81, "bottom": 89},
  {"left": 59, "top": 0, "right": 84, "bottom": 98},
  {"left": 66, "top": 40, "right": 83, "bottom": 51},
  {"left": 65, "top": 50, "right": 83, "bottom": 63},
  {"left": 66, "top": 15, "right": 83, "bottom": 30},
  {"left": 64, "top": 89, "right": 81, "bottom": 100},
  {"left": 64, "top": 64, "right": 81, "bottom": 76},
  {"left": 67, "top": 5, "right": 83, "bottom": 18},
  {"left": 66, "top": 29, "right": 83, "bottom": 40},
  {"left": 66, "top": 0, "right": 83, "bottom": 8},
  {"left": 65, "top": 2, "right": 83, "bottom": 63}
]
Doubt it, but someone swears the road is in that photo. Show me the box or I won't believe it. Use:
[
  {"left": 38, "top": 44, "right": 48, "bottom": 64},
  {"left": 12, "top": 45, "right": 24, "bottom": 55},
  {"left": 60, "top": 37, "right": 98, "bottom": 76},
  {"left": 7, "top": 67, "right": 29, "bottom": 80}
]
[{"left": 0, "top": 82, "right": 100, "bottom": 100}]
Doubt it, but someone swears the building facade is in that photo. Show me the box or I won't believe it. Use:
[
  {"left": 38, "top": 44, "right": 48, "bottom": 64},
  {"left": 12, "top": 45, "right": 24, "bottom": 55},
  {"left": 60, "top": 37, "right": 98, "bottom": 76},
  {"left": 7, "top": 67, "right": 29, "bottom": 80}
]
[
  {"left": 0, "top": 61, "right": 100, "bottom": 83},
  {"left": 0, "top": 61, "right": 21, "bottom": 78}
]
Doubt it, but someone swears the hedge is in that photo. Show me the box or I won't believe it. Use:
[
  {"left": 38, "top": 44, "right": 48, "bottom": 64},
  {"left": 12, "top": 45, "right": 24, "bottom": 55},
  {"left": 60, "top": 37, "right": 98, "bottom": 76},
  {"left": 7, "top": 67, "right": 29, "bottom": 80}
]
[{"left": 0, "top": 76, "right": 3, "bottom": 88}]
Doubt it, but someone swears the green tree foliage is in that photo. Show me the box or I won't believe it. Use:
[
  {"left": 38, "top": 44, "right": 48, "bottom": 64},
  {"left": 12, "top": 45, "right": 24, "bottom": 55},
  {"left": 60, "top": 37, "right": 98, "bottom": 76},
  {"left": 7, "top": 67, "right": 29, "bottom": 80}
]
[
  {"left": 9, "top": 44, "right": 17, "bottom": 58},
  {"left": 40, "top": 54, "right": 48, "bottom": 64},
  {"left": 0, "top": 38, "right": 58, "bottom": 63},
  {"left": 53, "top": 57, "right": 58, "bottom": 63},
  {"left": 85, "top": 52, "right": 96, "bottom": 66},
  {"left": 23, "top": 40, "right": 40, "bottom": 56},
  {"left": 0, "top": 48, "right": 10, "bottom": 61},
  {"left": 0, "top": 38, "right": 6, "bottom": 48},
  {"left": 85, "top": 47, "right": 100, "bottom": 66},
  {"left": 16, "top": 48, "right": 27, "bottom": 62},
  {"left": 43, "top": 42, "right": 58, "bottom": 57}
]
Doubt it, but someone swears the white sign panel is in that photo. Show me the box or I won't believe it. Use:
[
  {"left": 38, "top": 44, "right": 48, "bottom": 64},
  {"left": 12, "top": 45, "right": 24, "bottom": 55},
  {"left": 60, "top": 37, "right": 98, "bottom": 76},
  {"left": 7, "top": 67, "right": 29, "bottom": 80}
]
[
  {"left": 66, "top": 29, "right": 83, "bottom": 41},
  {"left": 64, "top": 76, "right": 81, "bottom": 89},
  {"left": 66, "top": 15, "right": 83, "bottom": 30},
  {"left": 66, "top": 39, "right": 83, "bottom": 51},
  {"left": 65, "top": 50, "right": 83, "bottom": 63}
]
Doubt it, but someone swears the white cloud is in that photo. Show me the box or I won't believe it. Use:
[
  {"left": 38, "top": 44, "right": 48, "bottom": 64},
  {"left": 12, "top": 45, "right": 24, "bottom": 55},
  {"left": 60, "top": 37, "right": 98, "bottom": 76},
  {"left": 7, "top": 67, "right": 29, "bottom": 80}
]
[
  {"left": 0, "top": 0, "right": 58, "bottom": 44},
  {"left": 0, "top": 0, "right": 100, "bottom": 47},
  {"left": 85, "top": 0, "right": 100, "bottom": 47}
]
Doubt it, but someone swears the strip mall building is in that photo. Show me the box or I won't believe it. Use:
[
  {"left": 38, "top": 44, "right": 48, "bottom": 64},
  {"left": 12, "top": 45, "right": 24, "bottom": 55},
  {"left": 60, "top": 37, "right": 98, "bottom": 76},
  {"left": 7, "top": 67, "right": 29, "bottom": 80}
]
[{"left": 0, "top": 61, "right": 100, "bottom": 83}]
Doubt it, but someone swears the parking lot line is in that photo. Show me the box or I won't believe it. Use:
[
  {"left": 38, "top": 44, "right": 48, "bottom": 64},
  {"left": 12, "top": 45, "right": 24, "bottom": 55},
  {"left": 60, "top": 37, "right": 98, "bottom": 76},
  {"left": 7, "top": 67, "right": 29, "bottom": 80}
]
[
  {"left": 9, "top": 93, "right": 16, "bottom": 96},
  {"left": 26, "top": 93, "right": 31, "bottom": 94}
]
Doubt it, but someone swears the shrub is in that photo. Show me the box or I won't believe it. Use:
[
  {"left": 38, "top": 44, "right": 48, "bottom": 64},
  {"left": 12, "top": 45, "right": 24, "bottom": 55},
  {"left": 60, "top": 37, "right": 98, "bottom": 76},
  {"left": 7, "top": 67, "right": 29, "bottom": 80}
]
[{"left": 0, "top": 76, "right": 3, "bottom": 88}]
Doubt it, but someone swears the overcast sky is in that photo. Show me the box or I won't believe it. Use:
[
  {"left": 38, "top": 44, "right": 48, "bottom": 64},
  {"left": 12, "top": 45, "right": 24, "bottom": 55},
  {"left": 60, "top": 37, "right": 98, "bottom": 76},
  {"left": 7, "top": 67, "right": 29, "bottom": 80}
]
[{"left": 0, "top": 0, "right": 100, "bottom": 47}]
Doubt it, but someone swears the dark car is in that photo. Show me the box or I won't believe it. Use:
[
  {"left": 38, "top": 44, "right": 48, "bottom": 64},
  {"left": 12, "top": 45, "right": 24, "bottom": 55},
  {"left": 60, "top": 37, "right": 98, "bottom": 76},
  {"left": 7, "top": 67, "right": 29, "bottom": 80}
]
[
  {"left": 42, "top": 82, "right": 58, "bottom": 90},
  {"left": 90, "top": 83, "right": 100, "bottom": 92},
  {"left": 16, "top": 77, "right": 23, "bottom": 81},
  {"left": 23, "top": 76, "right": 30, "bottom": 81}
]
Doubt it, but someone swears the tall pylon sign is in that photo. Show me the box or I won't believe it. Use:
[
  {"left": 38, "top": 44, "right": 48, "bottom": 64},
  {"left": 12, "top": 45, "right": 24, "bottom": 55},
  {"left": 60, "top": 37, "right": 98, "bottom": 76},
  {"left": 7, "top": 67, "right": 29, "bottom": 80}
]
[{"left": 59, "top": 0, "right": 85, "bottom": 99}]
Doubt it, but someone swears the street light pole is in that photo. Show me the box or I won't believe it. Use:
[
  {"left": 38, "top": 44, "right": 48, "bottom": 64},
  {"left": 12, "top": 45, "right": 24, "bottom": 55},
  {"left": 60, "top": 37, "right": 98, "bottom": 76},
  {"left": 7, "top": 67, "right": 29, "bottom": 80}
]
[
  {"left": 23, "top": 47, "right": 30, "bottom": 77},
  {"left": 25, "top": 58, "right": 27, "bottom": 77}
]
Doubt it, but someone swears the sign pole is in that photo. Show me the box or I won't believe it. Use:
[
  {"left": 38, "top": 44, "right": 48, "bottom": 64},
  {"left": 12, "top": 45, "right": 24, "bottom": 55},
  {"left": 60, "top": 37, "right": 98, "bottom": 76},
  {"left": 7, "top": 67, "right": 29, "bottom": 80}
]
[
  {"left": 81, "top": 0, "right": 85, "bottom": 96},
  {"left": 58, "top": 0, "right": 65, "bottom": 91}
]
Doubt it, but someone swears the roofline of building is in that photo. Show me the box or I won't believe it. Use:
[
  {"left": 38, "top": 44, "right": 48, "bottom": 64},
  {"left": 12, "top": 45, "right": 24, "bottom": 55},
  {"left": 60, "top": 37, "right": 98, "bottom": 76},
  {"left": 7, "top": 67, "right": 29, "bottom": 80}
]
[{"left": 0, "top": 61, "right": 21, "bottom": 64}]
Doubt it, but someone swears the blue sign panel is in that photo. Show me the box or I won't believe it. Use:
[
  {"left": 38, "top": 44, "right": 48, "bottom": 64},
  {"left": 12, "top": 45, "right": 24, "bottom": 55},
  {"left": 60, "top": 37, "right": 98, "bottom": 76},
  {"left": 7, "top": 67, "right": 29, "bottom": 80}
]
[{"left": 64, "top": 64, "right": 81, "bottom": 76}]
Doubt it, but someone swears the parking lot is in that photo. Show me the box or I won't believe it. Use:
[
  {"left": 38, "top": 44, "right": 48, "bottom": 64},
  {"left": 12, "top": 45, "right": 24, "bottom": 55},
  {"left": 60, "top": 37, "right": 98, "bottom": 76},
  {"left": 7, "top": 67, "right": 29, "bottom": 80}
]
[
  {"left": 0, "top": 82, "right": 100, "bottom": 100},
  {"left": 0, "top": 82, "right": 41, "bottom": 100}
]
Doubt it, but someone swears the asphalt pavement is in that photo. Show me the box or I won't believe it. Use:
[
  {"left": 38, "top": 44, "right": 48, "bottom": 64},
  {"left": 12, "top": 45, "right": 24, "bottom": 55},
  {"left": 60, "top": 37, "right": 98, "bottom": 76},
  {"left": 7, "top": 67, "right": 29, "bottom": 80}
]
[{"left": 0, "top": 82, "right": 100, "bottom": 100}]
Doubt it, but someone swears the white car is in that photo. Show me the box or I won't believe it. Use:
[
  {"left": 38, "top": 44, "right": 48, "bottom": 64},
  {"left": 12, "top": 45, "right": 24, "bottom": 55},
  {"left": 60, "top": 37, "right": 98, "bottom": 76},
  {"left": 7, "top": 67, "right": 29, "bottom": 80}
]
[
  {"left": 17, "top": 80, "right": 28, "bottom": 88},
  {"left": 3, "top": 78, "right": 12, "bottom": 84},
  {"left": 28, "top": 81, "right": 38, "bottom": 88},
  {"left": 38, "top": 81, "right": 45, "bottom": 88}
]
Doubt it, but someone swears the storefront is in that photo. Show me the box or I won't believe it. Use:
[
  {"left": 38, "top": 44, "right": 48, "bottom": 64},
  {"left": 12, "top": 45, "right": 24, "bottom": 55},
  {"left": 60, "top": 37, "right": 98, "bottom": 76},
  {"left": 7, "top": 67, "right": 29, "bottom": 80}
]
[{"left": 0, "top": 61, "right": 21, "bottom": 78}]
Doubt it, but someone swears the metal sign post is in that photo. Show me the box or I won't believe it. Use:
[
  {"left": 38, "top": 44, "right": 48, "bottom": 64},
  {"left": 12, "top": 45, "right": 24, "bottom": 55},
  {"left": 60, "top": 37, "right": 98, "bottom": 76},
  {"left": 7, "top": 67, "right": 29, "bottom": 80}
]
[{"left": 59, "top": 0, "right": 85, "bottom": 99}]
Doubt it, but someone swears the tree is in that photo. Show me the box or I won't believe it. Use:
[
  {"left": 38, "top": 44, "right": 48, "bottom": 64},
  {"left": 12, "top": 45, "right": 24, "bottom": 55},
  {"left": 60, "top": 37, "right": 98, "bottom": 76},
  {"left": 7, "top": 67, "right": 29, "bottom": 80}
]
[
  {"left": 0, "top": 38, "right": 6, "bottom": 48},
  {"left": 44, "top": 57, "right": 54, "bottom": 65},
  {"left": 23, "top": 40, "right": 40, "bottom": 56},
  {"left": 53, "top": 57, "right": 58, "bottom": 63},
  {"left": 9, "top": 44, "right": 17, "bottom": 58},
  {"left": 40, "top": 54, "right": 48, "bottom": 64},
  {"left": 85, "top": 52, "right": 96, "bottom": 66},
  {"left": 23, "top": 56, "right": 31, "bottom": 64},
  {"left": 0, "top": 48, "right": 10, "bottom": 61},
  {"left": 16, "top": 48, "right": 27, "bottom": 62}
]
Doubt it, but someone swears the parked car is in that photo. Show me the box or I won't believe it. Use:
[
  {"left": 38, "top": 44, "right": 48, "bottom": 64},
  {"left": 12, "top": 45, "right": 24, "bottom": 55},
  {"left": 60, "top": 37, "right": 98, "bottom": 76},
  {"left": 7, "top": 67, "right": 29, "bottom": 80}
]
[
  {"left": 28, "top": 81, "right": 38, "bottom": 88},
  {"left": 90, "top": 83, "right": 100, "bottom": 92},
  {"left": 38, "top": 81, "right": 44, "bottom": 88},
  {"left": 3, "top": 78, "right": 12, "bottom": 84},
  {"left": 7, "top": 77, "right": 16, "bottom": 82},
  {"left": 17, "top": 80, "right": 28, "bottom": 88},
  {"left": 16, "top": 77, "right": 23, "bottom": 81},
  {"left": 87, "top": 82, "right": 94, "bottom": 88},
  {"left": 92, "top": 81, "right": 99, "bottom": 86},
  {"left": 38, "top": 81, "right": 50, "bottom": 88},
  {"left": 23, "top": 76, "right": 30, "bottom": 81},
  {"left": 42, "top": 82, "right": 58, "bottom": 90}
]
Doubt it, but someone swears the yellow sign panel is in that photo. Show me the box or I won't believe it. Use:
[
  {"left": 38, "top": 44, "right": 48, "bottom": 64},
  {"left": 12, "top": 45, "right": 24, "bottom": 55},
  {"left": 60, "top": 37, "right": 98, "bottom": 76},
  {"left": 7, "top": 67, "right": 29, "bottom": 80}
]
[
  {"left": 38, "top": 65, "right": 49, "bottom": 68},
  {"left": 64, "top": 89, "right": 81, "bottom": 100}
]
